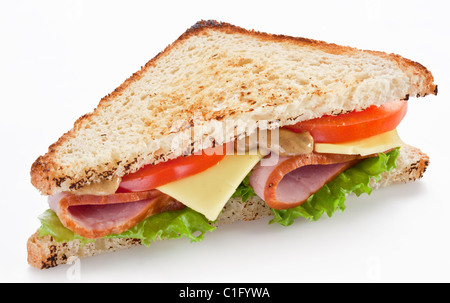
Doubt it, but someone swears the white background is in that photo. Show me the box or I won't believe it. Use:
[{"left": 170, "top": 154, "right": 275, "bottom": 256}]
[{"left": 1, "top": 0, "right": 449, "bottom": 283}]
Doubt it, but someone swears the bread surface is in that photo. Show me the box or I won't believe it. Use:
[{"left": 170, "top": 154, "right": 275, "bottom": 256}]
[
  {"left": 27, "top": 144, "right": 429, "bottom": 269},
  {"left": 30, "top": 20, "right": 437, "bottom": 195}
]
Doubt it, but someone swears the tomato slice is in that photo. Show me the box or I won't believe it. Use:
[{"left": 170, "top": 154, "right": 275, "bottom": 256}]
[
  {"left": 285, "top": 100, "right": 407, "bottom": 143},
  {"left": 118, "top": 145, "right": 227, "bottom": 192}
]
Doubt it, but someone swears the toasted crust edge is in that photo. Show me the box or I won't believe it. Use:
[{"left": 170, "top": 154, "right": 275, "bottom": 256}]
[
  {"left": 30, "top": 20, "right": 437, "bottom": 196},
  {"left": 28, "top": 144, "right": 429, "bottom": 269}
]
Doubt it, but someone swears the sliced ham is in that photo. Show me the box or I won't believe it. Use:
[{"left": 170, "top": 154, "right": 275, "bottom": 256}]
[
  {"left": 49, "top": 190, "right": 184, "bottom": 239},
  {"left": 249, "top": 153, "right": 365, "bottom": 209}
]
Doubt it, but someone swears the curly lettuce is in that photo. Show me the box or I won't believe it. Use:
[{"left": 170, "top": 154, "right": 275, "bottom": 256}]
[
  {"left": 230, "top": 174, "right": 256, "bottom": 202},
  {"left": 270, "top": 148, "right": 400, "bottom": 226},
  {"left": 38, "top": 207, "right": 216, "bottom": 247}
]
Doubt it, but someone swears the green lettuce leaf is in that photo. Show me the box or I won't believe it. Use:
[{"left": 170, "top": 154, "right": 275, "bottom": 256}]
[
  {"left": 38, "top": 207, "right": 216, "bottom": 247},
  {"left": 231, "top": 174, "right": 256, "bottom": 202},
  {"left": 270, "top": 148, "right": 400, "bottom": 226}
]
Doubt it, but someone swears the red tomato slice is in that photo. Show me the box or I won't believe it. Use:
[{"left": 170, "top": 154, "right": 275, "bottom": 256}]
[
  {"left": 285, "top": 100, "right": 408, "bottom": 143},
  {"left": 117, "top": 145, "right": 226, "bottom": 193}
]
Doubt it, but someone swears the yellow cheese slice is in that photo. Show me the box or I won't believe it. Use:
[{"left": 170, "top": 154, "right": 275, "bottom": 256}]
[
  {"left": 314, "top": 129, "right": 403, "bottom": 156},
  {"left": 157, "top": 154, "right": 263, "bottom": 221}
]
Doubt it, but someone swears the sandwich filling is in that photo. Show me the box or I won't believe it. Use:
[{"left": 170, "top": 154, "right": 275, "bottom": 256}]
[
  {"left": 38, "top": 100, "right": 407, "bottom": 244},
  {"left": 49, "top": 190, "right": 184, "bottom": 239},
  {"left": 249, "top": 154, "right": 364, "bottom": 210}
]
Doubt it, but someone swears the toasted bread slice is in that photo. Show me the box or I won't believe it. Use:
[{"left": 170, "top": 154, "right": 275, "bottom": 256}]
[
  {"left": 28, "top": 144, "right": 429, "bottom": 269},
  {"left": 30, "top": 20, "right": 436, "bottom": 196}
]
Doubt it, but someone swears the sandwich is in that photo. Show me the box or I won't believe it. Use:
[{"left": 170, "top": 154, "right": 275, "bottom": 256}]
[{"left": 27, "top": 20, "right": 437, "bottom": 269}]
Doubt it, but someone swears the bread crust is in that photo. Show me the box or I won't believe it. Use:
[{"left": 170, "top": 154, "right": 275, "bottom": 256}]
[
  {"left": 28, "top": 144, "right": 429, "bottom": 269},
  {"left": 30, "top": 20, "right": 437, "bottom": 195}
]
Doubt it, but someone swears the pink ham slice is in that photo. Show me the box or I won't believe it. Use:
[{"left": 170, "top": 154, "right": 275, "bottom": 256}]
[
  {"left": 49, "top": 190, "right": 185, "bottom": 239},
  {"left": 249, "top": 153, "right": 363, "bottom": 209}
]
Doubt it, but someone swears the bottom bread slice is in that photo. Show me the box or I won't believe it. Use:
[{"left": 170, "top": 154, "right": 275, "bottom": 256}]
[{"left": 27, "top": 144, "right": 429, "bottom": 269}]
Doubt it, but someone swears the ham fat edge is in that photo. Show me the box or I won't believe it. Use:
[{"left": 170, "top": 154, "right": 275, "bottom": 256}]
[
  {"left": 46, "top": 150, "right": 382, "bottom": 239},
  {"left": 49, "top": 190, "right": 184, "bottom": 239},
  {"left": 249, "top": 153, "right": 375, "bottom": 210}
]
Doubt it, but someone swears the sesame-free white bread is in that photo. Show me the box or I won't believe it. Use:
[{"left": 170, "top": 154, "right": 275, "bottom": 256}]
[
  {"left": 27, "top": 144, "right": 429, "bottom": 269},
  {"left": 30, "top": 20, "right": 437, "bottom": 195}
]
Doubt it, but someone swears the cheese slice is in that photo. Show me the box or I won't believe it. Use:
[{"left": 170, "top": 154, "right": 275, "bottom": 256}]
[
  {"left": 314, "top": 129, "right": 403, "bottom": 156},
  {"left": 157, "top": 154, "right": 263, "bottom": 221}
]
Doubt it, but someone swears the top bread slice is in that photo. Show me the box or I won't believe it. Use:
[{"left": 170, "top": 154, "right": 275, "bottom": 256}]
[{"left": 30, "top": 20, "right": 437, "bottom": 195}]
